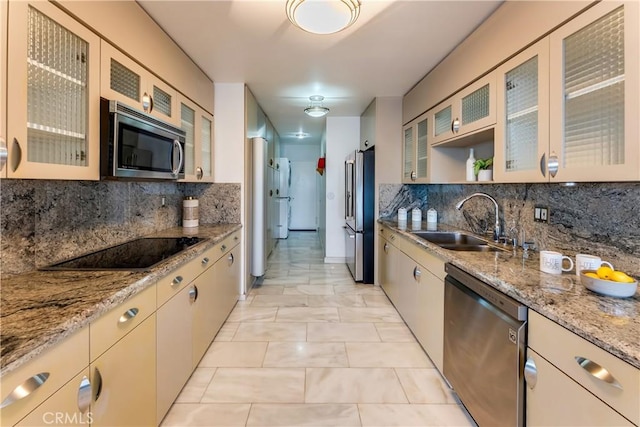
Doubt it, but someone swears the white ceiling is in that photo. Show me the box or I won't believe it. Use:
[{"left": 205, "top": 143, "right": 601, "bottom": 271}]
[{"left": 138, "top": 0, "right": 503, "bottom": 145}]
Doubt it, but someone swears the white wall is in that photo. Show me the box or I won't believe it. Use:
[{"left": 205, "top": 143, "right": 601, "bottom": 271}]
[
  {"left": 324, "top": 117, "right": 360, "bottom": 262},
  {"left": 281, "top": 142, "right": 322, "bottom": 230},
  {"left": 318, "top": 131, "right": 327, "bottom": 251},
  {"left": 214, "top": 83, "right": 247, "bottom": 294}
]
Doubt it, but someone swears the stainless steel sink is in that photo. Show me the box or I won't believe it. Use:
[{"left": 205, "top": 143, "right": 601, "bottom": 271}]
[{"left": 411, "top": 231, "right": 507, "bottom": 252}]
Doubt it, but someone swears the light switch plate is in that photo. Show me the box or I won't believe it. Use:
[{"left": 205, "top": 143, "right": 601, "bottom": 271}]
[{"left": 534, "top": 205, "right": 548, "bottom": 223}]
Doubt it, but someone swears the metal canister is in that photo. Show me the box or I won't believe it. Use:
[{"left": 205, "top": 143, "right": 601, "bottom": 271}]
[{"left": 182, "top": 196, "right": 199, "bottom": 228}]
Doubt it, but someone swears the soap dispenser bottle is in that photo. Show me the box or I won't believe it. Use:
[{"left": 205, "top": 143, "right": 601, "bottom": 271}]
[{"left": 466, "top": 148, "right": 476, "bottom": 182}]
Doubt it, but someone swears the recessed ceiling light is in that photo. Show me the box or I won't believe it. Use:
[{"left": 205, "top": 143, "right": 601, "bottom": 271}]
[
  {"left": 304, "top": 95, "right": 330, "bottom": 118},
  {"left": 295, "top": 132, "right": 309, "bottom": 139},
  {"left": 286, "top": 0, "right": 361, "bottom": 35}
]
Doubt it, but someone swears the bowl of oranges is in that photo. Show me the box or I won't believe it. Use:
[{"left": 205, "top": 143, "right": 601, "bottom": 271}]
[{"left": 581, "top": 266, "right": 638, "bottom": 298}]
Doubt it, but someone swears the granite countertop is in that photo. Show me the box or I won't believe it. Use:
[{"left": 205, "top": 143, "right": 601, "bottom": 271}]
[
  {"left": 379, "top": 219, "right": 640, "bottom": 369},
  {"left": 0, "top": 223, "right": 242, "bottom": 377}
]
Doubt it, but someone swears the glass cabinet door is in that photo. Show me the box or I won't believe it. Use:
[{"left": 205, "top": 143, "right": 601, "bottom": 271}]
[
  {"left": 199, "top": 113, "right": 214, "bottom": 182},
  {"left": 549, "top": 1, "right": 639, "bottom": 181},
  {"left": 181, "top": 102, "right": 196, "bottom": 179},
  {"left": 494, "top": 39, "right": 550, "bottom": 183},
  {"left": 7, "top": 1, "right": 100, "bottom": 179},
  {"left": 402, "top": 125, "right": 415, "bottom": 182},
  {"left": 415, "top": 117, "right": 429, "bottom": 181}
]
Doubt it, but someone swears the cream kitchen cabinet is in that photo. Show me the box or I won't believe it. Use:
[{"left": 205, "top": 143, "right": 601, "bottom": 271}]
[
  {"left": 179, "top": 96, "right": 214, "bottom": 182},
  {"left": 377, "top": 224, "right": 446, "bottom": 371},
  {"left": 90, "top": 314, "right": 157, "bottom": 427},
  {"left": 0, "top": 329, "right": 89, "bottom": 427},
  {"left": 0, "top": 0, "right": 7, "bottom": 178},
  {"left": 360, "top": 99, "right": 376, "bottom": 151},
  {"left": 89, "top": 284, "right": 157, "bottom": 427},
  {"left": 101, "top": 41, "right": 179, "bottom": 127},
  {"left": 378, "top": 227, "right": 399, "bottom": 304},
  {"left": 494, "top": 38, "right": 550, "bottom": 183},
  {"left": 548, "top": 1, "right": 640, "bottom": 182},
  {"left": 430, "top": 72, "right": 497, "bottom": 146},
  {"left": 527, "top": 310, "right": 639, "bottom": 426},
  {"left": 15, "top": 369, "right": 92, "bottom": 427},
  {"left": 5, "top": 0, "right": 100, "bottom": 180},
  {"left": 402, "top": 112, "right": 429, "bottom": 183}
]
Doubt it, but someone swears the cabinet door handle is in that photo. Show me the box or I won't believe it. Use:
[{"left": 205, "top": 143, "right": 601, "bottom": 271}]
[
  {"left": 524, "top": 357, "right": 537, "bottom": 389},
  {"left": 189, "top": 285, "right": 198, "bottom": 303},
  {"left": 411, "top": 171, "right": 416, "bottom": 181},
  {"left": 92, "top": 367, "right": 103, "bottom": 402},
  {"left": 77, "top": 375, "right": 91, "bottom": 414},
  {"left": 0, "top": 372, "right": 50, "bottom": 408},
  {"left": 172, "top": 275, "right": 184, "bottom": 286},
  {"left": 575, "top": 356, "right": 623, "bottom": 390},
  {"left": 11, "top": 138, "right": 22, "bottom": 172},
  {"left": 413, "top": 266, "right": 421, "bottom": 281},
  {"left": 539, "top": 153, "right": 546, "bottom": 177},
  {"left": 202, "top": 257, "right": 210, "bottom": 266},
  {"left": 383, "top": 243, "right": 389, "bottom": 254},
  {"left": 118, "top": 307, "right": 139, "bottom": 324},
  {"left": 196, "top": 166, "right": 203, "bottom": 180},
  {"left": 142, "top": 92, "right": 151, "bottom": 112},
  {"left": 228, "top": 253, "right": 234, "bottom": 265},
  {"left": 548, "top": 152, "right": 559, "bottom": 178},
  {"left": 451, "top": 118, "right": 460, "bottom": 133},
  {"left": 0, "top": 137, "right": 7, "bottom": 171},
  {"left": 364, "top": 140, "right": 369, "bottom": 147}
]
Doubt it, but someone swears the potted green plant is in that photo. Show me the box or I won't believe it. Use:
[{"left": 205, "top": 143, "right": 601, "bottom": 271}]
[{"left": 474, "top": 157, "right": 493, "bottom": 181}]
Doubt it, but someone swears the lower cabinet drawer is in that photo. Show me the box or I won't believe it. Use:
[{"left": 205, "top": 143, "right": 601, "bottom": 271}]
[
  {"left": 90, "top": 284, "right": 156, "bottom": 361},
  {"left": 0, "top": 328, "right": 89, "bottom": 427},
  {"left": 526, "top": 349, "right": 633, "bottom": 426},
  {"left": 528, "top": 310, "right": 639, "bottom": 425}
]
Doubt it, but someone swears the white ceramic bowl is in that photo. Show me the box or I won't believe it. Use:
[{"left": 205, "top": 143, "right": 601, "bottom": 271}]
[{"left": 580, "top": 270, "right": 638, "bottom": 298}]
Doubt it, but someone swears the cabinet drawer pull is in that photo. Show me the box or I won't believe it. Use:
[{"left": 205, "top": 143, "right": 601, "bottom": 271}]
[
  {"left": 77, "top": 375, "right": 91, "bottom": 414},
  {"left": 189, "top": 285, "right": 198, "bottom": 303},
  {"left": 118, "top": 307, "right": 139, "bottom": 324},
  {"left": 0, "top": 137, "right": 7, "bottom": 170},
  {"left": 539, "top": 153, "right": 546, "bottom": 177},
  {"left": 202, "top": 257, "right": 210, "bottom": 266},
  {"left": 0, "top": 372, "right": 50, "bottom": 408},
  {"left": 228, "top": 253, "right": 234, "bottom": 265},
  {"left": 413, "top": 266, "right": 421, "bottom": 281},
  {"left": 221, "top": 244, "right": 227, "bottom": 252},
  {"left": 172, "top": 275, "right": 183, "bottom": 286},
  {"left": 93, "top": 367, "right": 103, "bottom": 402},
  {"left": 548, "top": 152, "right": 559, "bottom": 178},
  {"left": 575, "top": 356, "right": 622, "bottom": 390},
  {"left": 383, "top": 243, "right": 389, "bottom": 254},
  {"left": 234, "top": 235, "right": 239, "bottom": 242},
  {"left": 524, "top": 357, "right": 537, "bottom": 389}
]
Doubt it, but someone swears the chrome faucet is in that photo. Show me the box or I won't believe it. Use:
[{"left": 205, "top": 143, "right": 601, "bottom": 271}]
[{"left": 455, "top": 192, "right": 501, "bottom": 242}]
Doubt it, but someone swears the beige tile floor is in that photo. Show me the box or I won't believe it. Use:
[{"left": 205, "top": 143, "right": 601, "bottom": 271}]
[{"left": 161, "top": 231, "right": 475, "bottom": 427}]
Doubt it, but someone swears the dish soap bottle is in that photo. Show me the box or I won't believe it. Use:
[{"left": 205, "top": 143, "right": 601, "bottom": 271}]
[{"left": 466, "top": 148, "right": 476, "bottom": 182}]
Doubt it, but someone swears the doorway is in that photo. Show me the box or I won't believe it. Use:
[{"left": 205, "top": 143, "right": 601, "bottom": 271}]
[{"left": 289, "top": 160, "right": 318, "bottom": 230}]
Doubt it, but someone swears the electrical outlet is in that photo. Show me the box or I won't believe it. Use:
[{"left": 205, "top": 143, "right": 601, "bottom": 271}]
[{"left": 534, "top": 205, "right": 548, "bottom": 222}]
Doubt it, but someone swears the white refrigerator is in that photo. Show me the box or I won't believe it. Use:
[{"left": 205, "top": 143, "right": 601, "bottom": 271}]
[{"left": 275, "top": 158, "right": 291, "bottom": 239}]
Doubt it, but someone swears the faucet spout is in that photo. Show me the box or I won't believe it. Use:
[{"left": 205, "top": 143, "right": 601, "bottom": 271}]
[{"left": 455, "top": 192, "right": 501, "bottom": 242}]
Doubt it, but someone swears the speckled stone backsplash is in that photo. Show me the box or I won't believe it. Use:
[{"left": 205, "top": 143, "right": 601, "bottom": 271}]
[
  {"left": 380, "top": 182, "right": 640, "bottom": 277},
  {"left": 1, "top": 180, "right": 240, "bottom": 277}
]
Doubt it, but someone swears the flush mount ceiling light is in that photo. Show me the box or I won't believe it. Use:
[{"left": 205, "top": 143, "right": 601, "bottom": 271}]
[
  {"left": 286, "top": 0, "right": 361, "bottom": 35},
  {"left": 304, "top": 95, "right": 330, "bottom": 118}
]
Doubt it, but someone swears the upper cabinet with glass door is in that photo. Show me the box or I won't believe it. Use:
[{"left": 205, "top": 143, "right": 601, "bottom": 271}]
[
  {"left": 431, "top": 72, "right": 497, "bottom": 146},
  {"left": 402, "top": 112, "right": 429, "bottom": 183},
  {"left": 101, "top": 41, "right": 179, "bottom": 127},
  {"left": 494, "top": 38, "right": 550, "bottom": 183},
  {"left": 179, "top": 95, "right": 214, "bottom": 182},
  {"left": 549, "top": 1, "right": 639, "bottom": 182},
  {"left": 5, "top": 1, "right": 100, "bottom": 180}
]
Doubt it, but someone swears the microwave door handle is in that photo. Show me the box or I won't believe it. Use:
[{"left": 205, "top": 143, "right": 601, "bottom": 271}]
[{"left": 172, "top": 140, "right": 183, "bottom": 176}]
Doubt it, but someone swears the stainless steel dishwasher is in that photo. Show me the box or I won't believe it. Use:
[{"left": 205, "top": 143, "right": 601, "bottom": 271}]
[{"left": 443, "top": 263, "right": 527, "bottom": 427}]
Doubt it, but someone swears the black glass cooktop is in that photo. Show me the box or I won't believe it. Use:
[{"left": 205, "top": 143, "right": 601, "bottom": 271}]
[{"left": 41, "top": 237, "right": 207, "bottom": 271}]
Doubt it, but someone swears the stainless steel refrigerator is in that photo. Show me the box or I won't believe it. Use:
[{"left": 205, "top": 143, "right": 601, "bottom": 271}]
[{"left": 344, "top": 148, "right": 375, "bottom": 283}]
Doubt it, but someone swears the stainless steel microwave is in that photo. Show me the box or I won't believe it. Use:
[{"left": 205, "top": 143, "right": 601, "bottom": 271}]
[{"left": 100, "top": 98, "right": 185, "bottom": 180}]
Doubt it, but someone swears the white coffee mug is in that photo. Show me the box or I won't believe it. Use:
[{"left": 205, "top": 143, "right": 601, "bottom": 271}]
[
  {"left": 540, "top": 250, "right": 574, "bottom": 275},
  {"left": 575, "top": 254, "right": 613, "bottom": 277}
]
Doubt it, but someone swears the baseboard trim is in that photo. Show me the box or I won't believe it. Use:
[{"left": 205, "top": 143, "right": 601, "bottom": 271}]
[{"left": 324, "top": 257, "right": 346, "bottom": 264}]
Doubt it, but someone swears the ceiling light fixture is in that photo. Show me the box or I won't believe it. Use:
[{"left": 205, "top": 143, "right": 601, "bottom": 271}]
[
  {"left": 304, "top": 95, "right": 330, "bottom": 118},
  {"left": 286, "top": 0, "right": 361, "bottom": 35}
]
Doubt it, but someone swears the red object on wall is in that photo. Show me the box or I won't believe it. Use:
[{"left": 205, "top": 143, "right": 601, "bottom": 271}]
[{"left": 316, "top": 157, "right": 326, "bottom": 176}]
